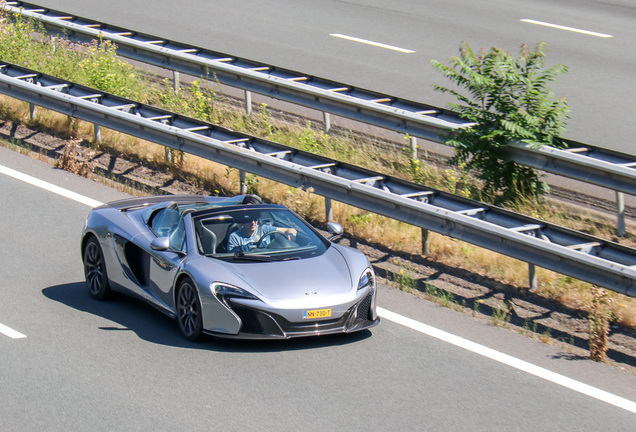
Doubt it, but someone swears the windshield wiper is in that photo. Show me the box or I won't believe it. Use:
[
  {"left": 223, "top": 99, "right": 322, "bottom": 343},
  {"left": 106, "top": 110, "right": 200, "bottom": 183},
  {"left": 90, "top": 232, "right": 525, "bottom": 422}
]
[{"left": 232, "top": 252, "right": 299, "bottom": 262}]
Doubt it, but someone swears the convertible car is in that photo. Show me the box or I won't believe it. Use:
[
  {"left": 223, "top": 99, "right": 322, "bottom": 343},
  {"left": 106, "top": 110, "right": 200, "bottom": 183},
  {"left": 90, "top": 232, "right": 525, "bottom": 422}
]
[{"left": 81, "top": 194, "right": 379, "bottom": 341}]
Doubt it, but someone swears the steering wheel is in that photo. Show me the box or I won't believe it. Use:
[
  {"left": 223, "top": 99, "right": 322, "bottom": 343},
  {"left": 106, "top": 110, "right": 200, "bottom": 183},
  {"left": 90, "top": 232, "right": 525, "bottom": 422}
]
[{"left": 256, "top": 231, "right": 290, "bottom": 249}]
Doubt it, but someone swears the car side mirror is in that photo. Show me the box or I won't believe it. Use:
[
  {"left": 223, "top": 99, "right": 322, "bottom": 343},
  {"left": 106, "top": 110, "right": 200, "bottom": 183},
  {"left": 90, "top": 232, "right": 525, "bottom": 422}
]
[
  {"left": 150, "top": 237, "right": 171, "bottom": 251},
  {"left": 327, "top": 222, "right": 343, "bottom": 240}
]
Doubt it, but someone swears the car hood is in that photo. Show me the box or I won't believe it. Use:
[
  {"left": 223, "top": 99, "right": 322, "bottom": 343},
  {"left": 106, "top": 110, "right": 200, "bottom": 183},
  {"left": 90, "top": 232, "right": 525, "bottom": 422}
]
[{"left": 226, "top": 247, "right": 354, "bottom": 300}]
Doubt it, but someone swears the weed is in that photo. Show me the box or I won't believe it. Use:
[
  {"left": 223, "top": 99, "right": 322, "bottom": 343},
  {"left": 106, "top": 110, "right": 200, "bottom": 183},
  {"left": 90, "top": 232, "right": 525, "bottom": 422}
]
[
  {"left": 389, "top": 264, "right": 417, "bottom": 292},
  {"left": 56, "top": 137, "right": 94, "bottom": 177},
  {"left": 298, "top": 123, "right": 322, "bottom": 152},
  {"left": 491, "top": 302, "right": 512, "bottom": 327},
  {"left": 346, "top": 213, "right": 372, "bottom": 226},
  {"left": 589, "top": 287, "right": 613, "bottom": 362},
  {"left": 241, "top": 173, "right": 259, "bottom": 194},
  {"left": 424, "top": 285, "right": 461, "bottom": 310},
  {"left": 473, "top": 299, "right": 483, "bottom": 316},
  {"left": 521, "top": 318, "right": 531, "bottom": 335},
  {"left": 539, "top": 329, "right": 552, "bottom": 344},
  {"left": 258, "top": 103, "right": 275, "bottom": 136},
  {"left": 438, "top": 290, "right": 456, "bottom": 309},
  {"left": 2, "top": 8, "right": 636, "bottom": 332}
]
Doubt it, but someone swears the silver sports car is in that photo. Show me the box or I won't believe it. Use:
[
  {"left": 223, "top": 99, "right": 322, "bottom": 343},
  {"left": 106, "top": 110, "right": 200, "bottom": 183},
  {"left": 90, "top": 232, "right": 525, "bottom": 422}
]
[{"left": 81, "top": 194, "right": 379, "bottom": 341}]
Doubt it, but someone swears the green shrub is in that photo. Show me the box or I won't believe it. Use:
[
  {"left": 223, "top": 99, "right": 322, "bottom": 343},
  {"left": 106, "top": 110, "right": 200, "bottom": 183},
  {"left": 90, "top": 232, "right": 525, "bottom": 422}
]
[{"left": 432, "top": 42, "right": 570, "bottom": 204}]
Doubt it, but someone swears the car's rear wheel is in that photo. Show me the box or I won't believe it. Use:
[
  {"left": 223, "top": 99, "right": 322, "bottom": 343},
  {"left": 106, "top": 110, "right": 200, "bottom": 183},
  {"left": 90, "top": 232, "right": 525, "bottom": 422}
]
[
  {"left": 177, "top": 278, "right": 203, "bottom": 341},
  {"left": 83, "top": 237, "right": 110, "bottom": 300}
]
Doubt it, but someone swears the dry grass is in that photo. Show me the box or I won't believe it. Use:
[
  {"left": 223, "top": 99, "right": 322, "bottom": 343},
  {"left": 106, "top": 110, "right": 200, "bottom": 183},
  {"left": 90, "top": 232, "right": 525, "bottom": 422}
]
[{"left": 2, "top": 89, "right": 636, "bottom": 331}]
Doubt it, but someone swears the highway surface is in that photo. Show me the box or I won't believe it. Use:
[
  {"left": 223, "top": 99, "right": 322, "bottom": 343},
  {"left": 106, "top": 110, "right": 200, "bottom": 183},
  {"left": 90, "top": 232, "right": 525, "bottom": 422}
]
[
  {"left": 2, "top": 146, "right": 636, "bottom": 429},
  {"left": 26, "top": 0, "right": 636, "bottom": 154},
  {"left": 3, "top": 2, "right": 636, "bottom": 430}
]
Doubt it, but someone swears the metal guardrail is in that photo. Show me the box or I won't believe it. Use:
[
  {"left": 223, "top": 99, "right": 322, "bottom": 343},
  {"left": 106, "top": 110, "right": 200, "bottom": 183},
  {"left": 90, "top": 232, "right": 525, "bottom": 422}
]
[
  {"left": 4, "top": 1, "right": 636, "bottom": 200},
  {"left": 1, "top": 62, "right": 635, "bottom": 297}
]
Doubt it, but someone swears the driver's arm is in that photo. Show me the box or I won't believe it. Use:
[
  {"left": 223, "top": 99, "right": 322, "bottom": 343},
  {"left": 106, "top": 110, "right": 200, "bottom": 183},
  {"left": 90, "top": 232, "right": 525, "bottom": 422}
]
[{"left": 275, "top": 227, "right": 297, "bottom": 240}]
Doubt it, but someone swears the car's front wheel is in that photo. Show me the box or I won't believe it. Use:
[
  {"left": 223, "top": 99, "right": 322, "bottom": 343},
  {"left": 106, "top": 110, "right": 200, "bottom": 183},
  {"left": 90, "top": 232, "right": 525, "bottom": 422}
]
[
  {"left": 83, "top": 236, "right": 110, "bottom": 300},
  {"left": 176, "top": 277, "right": 203, "bottom": 341}
]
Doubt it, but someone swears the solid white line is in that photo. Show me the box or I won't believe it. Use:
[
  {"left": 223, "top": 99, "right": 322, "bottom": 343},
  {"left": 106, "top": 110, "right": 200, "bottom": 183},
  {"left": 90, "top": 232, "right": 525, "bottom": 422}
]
[
  {"left": 0, "top": 322, "right": 26, "bottom": 339},
  {"left": 378, "top": 307, "right": 636, "bottom": 414},
  {"left": 330, "top": 33, "right": 415, "bottom": 53},
  {"left": 0, "top": 164, "right": 103, "bottom": 208},
  {"left": 521, "top": 19, "right": 613, "bottom": 38},
  {"left": 4, "top": 163, "right": 635, "bottom": 413}
]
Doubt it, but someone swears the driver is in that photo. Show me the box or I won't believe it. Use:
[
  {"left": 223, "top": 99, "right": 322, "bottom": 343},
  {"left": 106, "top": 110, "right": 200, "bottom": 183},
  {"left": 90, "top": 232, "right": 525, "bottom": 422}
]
[{"left": 228, "top": 212, "right": 297, "bottom": 253}]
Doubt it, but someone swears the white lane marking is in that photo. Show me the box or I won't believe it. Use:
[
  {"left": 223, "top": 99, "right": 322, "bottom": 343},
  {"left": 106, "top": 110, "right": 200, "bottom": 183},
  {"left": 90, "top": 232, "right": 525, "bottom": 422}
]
[
  {"left": 0, "top": 322, "right": 26, "bottom": 339},
  {"left": 0, "top": 164, "right": 103, "bottom": 208},
  {"left": 378, "top": 307, "right": 636, "bottom": 414},
  {"left": 3, "top": 163, "right": 635, "bottom": 413},
  {"left": 1, "top": 164, "right": 103, "bottom": 341},
  {"left": 521, "top": 19, "right": 613, "bottom": 38},
  {"left": 330, "top": 33, "right": 415, "bottom": 53}
]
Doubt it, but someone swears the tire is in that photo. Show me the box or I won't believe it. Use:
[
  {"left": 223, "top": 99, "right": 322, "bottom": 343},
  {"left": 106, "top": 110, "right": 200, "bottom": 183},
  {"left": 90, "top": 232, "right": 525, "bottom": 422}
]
[
  {"left": 176, "top": 278, "right": 203, "bottom": 341},
  {"left": 83, "top": 236, "right": 111, "bottom": 300}
]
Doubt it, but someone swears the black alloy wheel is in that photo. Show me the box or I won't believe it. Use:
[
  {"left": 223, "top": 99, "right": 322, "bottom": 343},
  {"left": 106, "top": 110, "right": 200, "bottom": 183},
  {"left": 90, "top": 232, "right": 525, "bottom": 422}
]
[
  {"left": 83, "top": 237, "right": 110, "bottom": 300},
  {"left": 177, "top": 278, "right": 203, "bottom": 341}
]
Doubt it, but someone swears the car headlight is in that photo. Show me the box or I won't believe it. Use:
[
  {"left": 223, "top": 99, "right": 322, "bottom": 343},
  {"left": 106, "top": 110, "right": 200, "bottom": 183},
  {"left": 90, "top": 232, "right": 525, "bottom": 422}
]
[
  {"left": 357, "top": 268, "right": 375, "bottom": 291},
  {"left": 212, "top": 283, "right": 260, "bottom": 300}
]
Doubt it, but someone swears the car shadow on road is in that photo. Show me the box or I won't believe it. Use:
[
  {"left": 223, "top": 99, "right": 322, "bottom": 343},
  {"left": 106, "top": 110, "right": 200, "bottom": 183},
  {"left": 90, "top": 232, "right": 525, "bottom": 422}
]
[{"left": 42, "top": 282, "right": 373, "bottom": 353}]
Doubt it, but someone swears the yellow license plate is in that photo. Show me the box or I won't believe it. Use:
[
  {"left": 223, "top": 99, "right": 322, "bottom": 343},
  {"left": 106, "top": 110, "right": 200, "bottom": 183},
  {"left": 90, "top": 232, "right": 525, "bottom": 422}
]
[{"left": 303, "top": 308, "right": 332, "bottom": 319}]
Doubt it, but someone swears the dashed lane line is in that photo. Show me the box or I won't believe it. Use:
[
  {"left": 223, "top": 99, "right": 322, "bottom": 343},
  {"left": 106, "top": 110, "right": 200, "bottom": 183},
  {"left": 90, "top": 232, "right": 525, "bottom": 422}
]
[
  {"left": 330, "top": 33, "right": 415, "bottom": 53},
  {"left": 521, "top": 19, "right": 613, "bottom": 38},
  {"left": 0, "top": 322, "right": 26, "bottom": 339},
  {"left": 0, "top": 163, "right": 103, "bottom": 340}
]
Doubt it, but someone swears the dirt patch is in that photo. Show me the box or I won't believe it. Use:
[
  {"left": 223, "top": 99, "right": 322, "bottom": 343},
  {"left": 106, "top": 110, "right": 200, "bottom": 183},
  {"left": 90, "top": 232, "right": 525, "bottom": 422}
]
[{"left": 2, "top": 121, "right": 636, "bottom": 374}]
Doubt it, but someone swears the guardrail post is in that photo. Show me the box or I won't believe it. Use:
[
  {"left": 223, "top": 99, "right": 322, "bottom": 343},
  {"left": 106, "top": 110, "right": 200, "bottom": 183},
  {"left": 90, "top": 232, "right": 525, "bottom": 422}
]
[
  {"left": 244, "top": 90, "right": 252, "bottom": 116},
  {"left": 6, "top": 64, "right": 636, "bottom": 295},
  {"left": 239, "top": 170, "right": 247, "bottom": 194},
  {"left": 29, "top": 103, "right": 36, "bottom": 120},
  {"left": 173, "top": 71, "right": 180, "bottom": 93},
  {"left": 529, "top": 263, "right": 538, "bottom": 290},
  {"left": 323, "top": 112, "right": 331, "bottom": 133},
  {"left": 325, "top": 197, "right": 333, "bottom": 222},
  {"left": 94, "top": 124, "right": 101, "bottom": 143},
  {"left": 409, "top": 136, "right": 418, "bottom": 160},
  {"left": 616, "top": 191, "right": 626, "bottom": 237},
  {"left": 421, "top": 228, "right": 430, "bottom": 255}
]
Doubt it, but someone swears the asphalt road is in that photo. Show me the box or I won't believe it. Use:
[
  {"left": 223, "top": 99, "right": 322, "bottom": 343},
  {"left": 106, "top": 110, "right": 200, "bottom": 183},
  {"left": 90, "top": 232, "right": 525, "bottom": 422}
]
[
  {"left": 2, "top": 146, "right": 636, "bottom": 430},
  {"left": 2, "top": 2, "right": 636, "bottom": 429},
  {"left": 25, "top": 0, "right": 636, "bottom": 154}
]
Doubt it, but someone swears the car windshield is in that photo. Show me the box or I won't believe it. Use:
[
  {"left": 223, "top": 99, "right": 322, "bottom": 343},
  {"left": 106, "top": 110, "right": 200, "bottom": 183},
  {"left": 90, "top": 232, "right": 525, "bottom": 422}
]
[{"left": 194, "top": 207, "right": 328, "bottom": 260}]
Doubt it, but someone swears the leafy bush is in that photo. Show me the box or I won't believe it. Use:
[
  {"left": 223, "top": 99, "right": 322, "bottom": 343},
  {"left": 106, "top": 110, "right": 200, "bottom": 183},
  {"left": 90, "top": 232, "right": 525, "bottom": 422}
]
[{"left": 432, "top": 42, "right": 570, "bottom": 203}]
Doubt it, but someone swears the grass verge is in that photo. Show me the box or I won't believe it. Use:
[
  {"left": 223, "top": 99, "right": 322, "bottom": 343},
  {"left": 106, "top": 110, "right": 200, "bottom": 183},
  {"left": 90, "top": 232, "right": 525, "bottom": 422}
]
[{"left": 1, "top": 6, "right": 636, "bottom": 332}]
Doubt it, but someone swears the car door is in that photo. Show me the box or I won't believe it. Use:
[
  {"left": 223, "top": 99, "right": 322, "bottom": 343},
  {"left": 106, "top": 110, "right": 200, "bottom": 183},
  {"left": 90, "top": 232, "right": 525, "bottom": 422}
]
[
  {"left": 113, "top": 203, "right": 185, "bottom": 315},
  {"left": 147, "top": 213, "right": 187, "bottom": 312}
]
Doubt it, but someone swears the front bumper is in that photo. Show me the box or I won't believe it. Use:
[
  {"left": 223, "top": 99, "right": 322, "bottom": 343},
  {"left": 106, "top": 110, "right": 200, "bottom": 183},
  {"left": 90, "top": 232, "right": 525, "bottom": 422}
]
[{"left": 204, "top": 292, "right": 379, "bottom": 339}]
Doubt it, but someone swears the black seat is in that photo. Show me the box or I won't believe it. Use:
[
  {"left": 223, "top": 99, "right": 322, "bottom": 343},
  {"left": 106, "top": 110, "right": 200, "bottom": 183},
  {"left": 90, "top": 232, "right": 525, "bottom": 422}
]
[
  {"left": 197, "top": 220, "right": 234, "bottom": 254},
  {"left": 198, "top": 224, "right": 217, "bottom": 255},
  {"left": 217, "top": 223, "right": 242, "bottom": 253}
]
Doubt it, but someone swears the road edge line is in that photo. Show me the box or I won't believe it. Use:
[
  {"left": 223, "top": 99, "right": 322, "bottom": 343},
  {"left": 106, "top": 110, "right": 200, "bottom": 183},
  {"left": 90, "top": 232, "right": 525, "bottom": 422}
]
[{"left": 378, "top": 306, "right": 636, "bottom": 414}]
